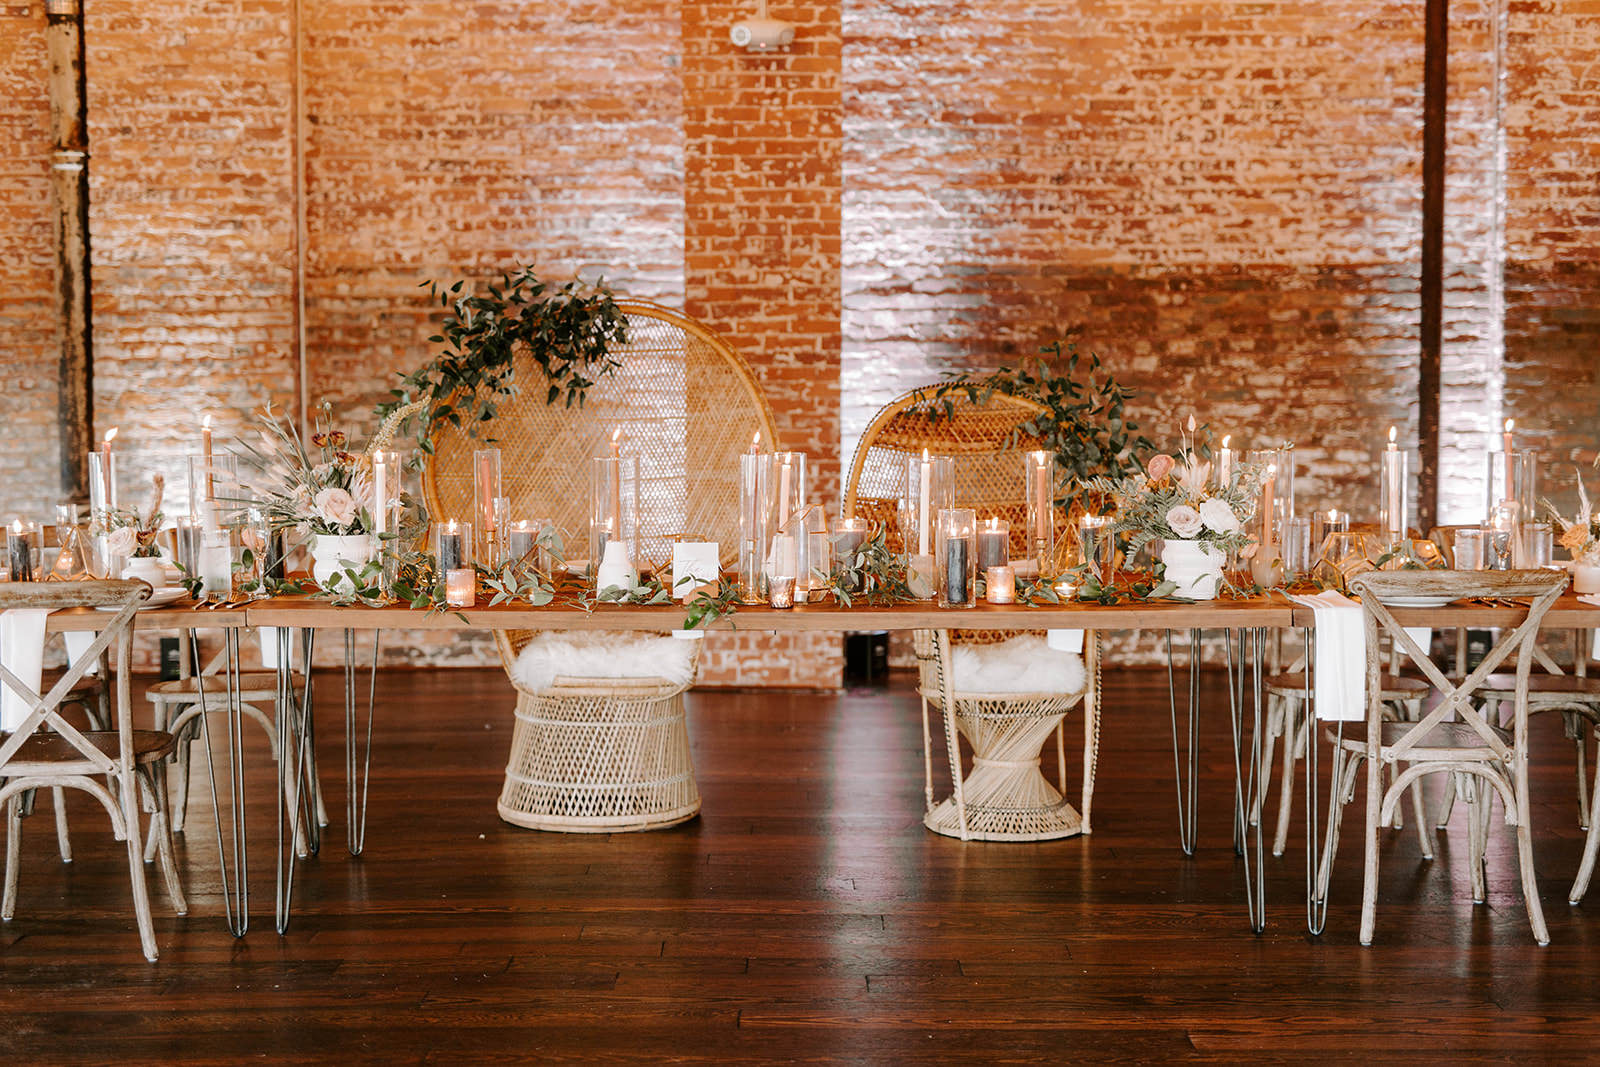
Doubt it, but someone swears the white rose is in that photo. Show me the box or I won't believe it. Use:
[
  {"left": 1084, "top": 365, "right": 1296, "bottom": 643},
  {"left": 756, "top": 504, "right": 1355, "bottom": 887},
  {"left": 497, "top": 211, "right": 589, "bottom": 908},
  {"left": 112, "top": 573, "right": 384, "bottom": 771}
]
[
  {"left": 314, "top": 487, "right": 359, "bottom": 529},
  {"left": 1199, "top": 498, "right": 1241, "bottom": 535},
  {"left": 105, "top": 526, "right": 137, "bottom": 557},
  {"left": 1166, "top": 504, "right": 1204, "bottom": 539}
]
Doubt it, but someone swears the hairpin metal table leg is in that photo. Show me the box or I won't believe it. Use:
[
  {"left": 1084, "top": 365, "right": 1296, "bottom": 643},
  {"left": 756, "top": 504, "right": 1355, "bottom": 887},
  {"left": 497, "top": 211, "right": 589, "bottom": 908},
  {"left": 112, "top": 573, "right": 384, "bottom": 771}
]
[
  {"left": 190, "top": 627, "right": 248, "bottom": 937},
  {"left": 344, "top": 628, "right": 380, "bottom": 856},
  {"left": 1166, "top": 628, "right": 1201, "bottom": 856},
  {"left": 1225, "top": 627, "right": 1267, "bottom": 931},
  {"left": 1302, "top": 627, "right": 1335, "bottom": 935},
  {"left": 274, "top": 626, "right": 322, "bottom": 934}
]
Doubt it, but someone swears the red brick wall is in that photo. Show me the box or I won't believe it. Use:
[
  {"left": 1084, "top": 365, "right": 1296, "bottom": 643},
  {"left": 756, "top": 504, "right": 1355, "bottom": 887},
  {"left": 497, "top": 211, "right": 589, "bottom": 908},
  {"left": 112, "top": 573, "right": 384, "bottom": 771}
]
[
  {"left": 0, "top": 8, "right": 61, "bottom": 520},
  {"left": 1503, "top": 0, "right": 1600, "bottom": 503},
  {"left": 683, "top": 0, "right": 846, "bottom": 687}
]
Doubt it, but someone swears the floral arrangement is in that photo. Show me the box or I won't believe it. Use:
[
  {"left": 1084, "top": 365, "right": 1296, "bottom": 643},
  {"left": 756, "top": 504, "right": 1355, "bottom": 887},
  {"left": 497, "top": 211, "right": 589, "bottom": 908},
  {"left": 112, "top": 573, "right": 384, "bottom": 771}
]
[
  {"left": 94, "top": 473, "right": 165, "bottom": 559},
  {"left": 1545, "top": 466, "right": 1600, "bottom": 565},
  {"left": 238, "top": 401, "right": 424, "bottom": 538},
  {"left": 1083, "top": 417, "right": 1264, "bottom": 561}
]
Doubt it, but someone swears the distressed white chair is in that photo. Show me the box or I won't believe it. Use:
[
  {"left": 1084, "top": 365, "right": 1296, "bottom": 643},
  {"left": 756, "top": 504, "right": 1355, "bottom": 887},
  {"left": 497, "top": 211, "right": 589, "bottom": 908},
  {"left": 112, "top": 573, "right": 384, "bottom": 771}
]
[
  {"left": 1316, "top": 569, "right": 1567, "bottom": 946},
  {"left": 425, "top": 300, "right": 779, "bottom": 831},
  {"left": 0, "top": 581, "right": 186, "bottom": 961}
]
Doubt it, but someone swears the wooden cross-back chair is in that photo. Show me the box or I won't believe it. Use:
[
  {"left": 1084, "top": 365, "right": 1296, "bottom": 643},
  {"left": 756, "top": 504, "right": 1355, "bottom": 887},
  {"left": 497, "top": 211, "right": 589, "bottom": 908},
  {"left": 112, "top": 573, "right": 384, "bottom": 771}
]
[
  {"left": 424, "top": 300, "right": 779, "bottom": 831},
  {"left": 0, "top": 581, "right": 186, "bottom": 960},
  {"left": 845, "top": 386, "right": 1101, "bottom": 841},
  {"left": 1318, "top": 569, "right": 1567, "bottom": 946}
]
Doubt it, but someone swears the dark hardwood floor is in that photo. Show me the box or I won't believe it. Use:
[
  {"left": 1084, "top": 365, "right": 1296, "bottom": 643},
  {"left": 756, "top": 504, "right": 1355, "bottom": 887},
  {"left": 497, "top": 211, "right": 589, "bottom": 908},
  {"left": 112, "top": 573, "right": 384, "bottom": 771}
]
[{"left": 3, "top": 664, "right": 1599, "bottom": 1063}]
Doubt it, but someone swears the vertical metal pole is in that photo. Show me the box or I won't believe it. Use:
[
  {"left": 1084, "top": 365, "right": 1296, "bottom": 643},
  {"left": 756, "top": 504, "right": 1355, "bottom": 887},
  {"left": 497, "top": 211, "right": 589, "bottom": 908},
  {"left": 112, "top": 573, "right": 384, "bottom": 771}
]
[
  {"left": 45, "top": 0, "right": 92, "bottom": 503},
  {"left": 1418, "top": 0, "right": 1450, "bottom": 535}
]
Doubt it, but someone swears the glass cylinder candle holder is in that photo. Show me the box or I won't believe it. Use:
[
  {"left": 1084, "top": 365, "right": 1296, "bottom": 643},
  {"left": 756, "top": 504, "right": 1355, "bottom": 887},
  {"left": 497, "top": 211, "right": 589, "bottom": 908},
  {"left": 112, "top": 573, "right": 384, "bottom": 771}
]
[
  {"left": 977, "top": 516, "right": 1010, "bottom": 574},
  {"left": 1282, "top": 516, "right": 1314, "bottom": 579},
  {"left": 199, "top": 523, "right": 234, "bottom": 600},
  {"left": 1078, "top": 515, "right": 1114, "bottom": 584},
  {"left": 1485, "top": 506, "right": 1517, "bottom": 571},
  {"left": 1275, "top": 442, "right": 1296, "bottom": 523},
  {"left": 767, "top": 451, "right": 807, "bottom": 572},
  {"left": 1485, "top": 448, "right": 1537, "bottom": 523},
  {"left": 739, "top": 451, "right": 771, "bottom": 604},
  {"left": 832, "top": 516, "right": 868, "bottom": 594},
  {"left": 1452, "top": 527, "right": 1486, "bottom": 570},
  {"left": 1519, "top": 520, "right": 1554, "bottom": 569},
  {"left": 1311, "top": 509, "right": 1350, "bottom": 565},
  {"left": 1023, "top": 450, "right": 1055, "bottom": 573},
  {"left": 472, "top": 448, "right": 504, "bottom": 567},
  {"left": 799, "top": 503, "right": 828, "bottom": 602},
  {"left": 985, "top": 564, "right": 1016, "bottom": 604},
  {"left": 432, "top": 520, "right": 473, "bottom": 576},
  {"left": 936, "top": 508, "right": 976, "bottom": 609},
  {"left": 590, "top": 453, "right": 639, "bottom": 574},
  {"left": 507, "top": 519, "right": 543, "bottom": 575},
  {"left": 187, "top": 451, "right": 239, "bottom": 526},
  {"left": 1378, "top": 442, "right": 1409, "bottom": 546},
  {"left": 903, "top": 452, "right": 953, "bottom": 599}
]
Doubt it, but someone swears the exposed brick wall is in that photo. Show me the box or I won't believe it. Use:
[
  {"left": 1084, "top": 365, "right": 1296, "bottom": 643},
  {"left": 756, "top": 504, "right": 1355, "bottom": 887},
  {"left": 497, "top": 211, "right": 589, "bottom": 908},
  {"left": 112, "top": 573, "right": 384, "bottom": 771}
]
[
  {"left": 0, "top": 8, "right": 61, "bottom": 520},
  {"left": 85, "top": 0, "right": 299, "bottom": 519},
  {"left": 683, "top": 0, "right": 846, "bottom": 688},
  {"left": 1502, "top": 0, "right": 1600, "bottom": 508}
]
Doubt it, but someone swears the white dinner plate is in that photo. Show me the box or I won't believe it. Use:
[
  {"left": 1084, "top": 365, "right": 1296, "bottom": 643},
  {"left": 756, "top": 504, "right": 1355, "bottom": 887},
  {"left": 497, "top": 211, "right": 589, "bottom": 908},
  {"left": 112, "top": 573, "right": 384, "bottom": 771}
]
[
  {"left": 1378, "top": 594, "right": 1458, "bottom": 609},
  {"left": 95, "top": 586, "right": 189, "bottom": 611}
]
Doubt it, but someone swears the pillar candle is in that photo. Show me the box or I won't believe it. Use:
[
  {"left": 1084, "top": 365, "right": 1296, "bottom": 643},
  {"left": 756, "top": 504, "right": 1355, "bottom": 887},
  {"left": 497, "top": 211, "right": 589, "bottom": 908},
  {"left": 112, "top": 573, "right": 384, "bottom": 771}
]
[
  {"left": 438, "top": 521, "right": 464, "bottom": 573},
  {"left": 918, "top": 449, "right": 931, "bottom": 558},
  {"left": 977, "top": 518, "right": 1008, "bottom": 572},
  {"left": 944, "top": 534, "right": 970, "bottom": 606},
  {"left": 445, "top": 568, "right": 476, "bottom": 607},
  {"left": 201, "top": 415, "right": 215, "bottom": 501},
  {"left": 8, "top": 522, "right": 30, "bottom": 581},
  {"left": 1502, "top": 419, "right": 1515, "bottom": 500}
]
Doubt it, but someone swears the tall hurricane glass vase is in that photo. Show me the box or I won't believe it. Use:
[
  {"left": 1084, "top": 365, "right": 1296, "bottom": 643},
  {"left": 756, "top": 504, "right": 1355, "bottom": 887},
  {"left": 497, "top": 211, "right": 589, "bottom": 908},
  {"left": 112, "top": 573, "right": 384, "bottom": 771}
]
[
  {"left": 739, "top": 451, "right": 771, "bottom": 604},
  {"left": 903, "top": 452, "right": 953, "bottom": 599}
]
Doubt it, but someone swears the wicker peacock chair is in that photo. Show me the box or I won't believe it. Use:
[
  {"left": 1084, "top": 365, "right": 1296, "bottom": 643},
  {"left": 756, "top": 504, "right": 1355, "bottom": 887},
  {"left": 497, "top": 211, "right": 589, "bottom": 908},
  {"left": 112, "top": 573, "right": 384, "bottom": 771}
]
[
  {"left": 843, "top": 386, "right": 1102, "bottom": 840},
  {"left": 424, "top": 300, "right": 780, "bottom": 832}
]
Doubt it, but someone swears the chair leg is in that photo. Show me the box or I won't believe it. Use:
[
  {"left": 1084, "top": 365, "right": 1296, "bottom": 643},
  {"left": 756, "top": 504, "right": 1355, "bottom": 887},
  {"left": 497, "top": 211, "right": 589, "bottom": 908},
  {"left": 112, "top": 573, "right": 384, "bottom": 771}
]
[
  {"left": 121, "top": 773, "right": 158, "bottom": 962},
  {"left": 1467, "top": 778, "right": 1488, "bottom": 904},
  {"left": 1408, "top": 768, "right": 1436, "bottom": 860},
  {"left": 1436, "top": 774, "right": 1458, "bottom": 829},
  {"left": 1271, "top": 701, "right": 1300, "bottom": 857},
  {"left": 1316, "top": 747, "right": 1358, "bottom": 903},
  {"left": 3, "top": 795, "right": 21, "bottom": 920},
  {"left": 1514, "top": 757, "right": 1550, "bottom": 946},
  {"left": 51, "top": 787, "right": 72, "bottom": 863},
  {"left": 1253, "top": 694, "right": 1284, "bottom": 828},
  {"left": 144, "top": 765, "right": 187, "bottom": 915},
  {"left": 1359, "top": 755, "right": 1384, "bottom": 946},
  {"left": 1574, "top": 725, "right": 1590, "bottom": 831},
  {"left": 1572, "top": 728, "right": 1600, "bottom": 905}
]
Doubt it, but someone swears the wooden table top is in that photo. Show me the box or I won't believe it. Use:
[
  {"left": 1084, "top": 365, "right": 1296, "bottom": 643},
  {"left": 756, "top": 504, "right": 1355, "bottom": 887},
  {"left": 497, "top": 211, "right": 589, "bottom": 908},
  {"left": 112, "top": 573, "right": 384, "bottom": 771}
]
[{"left": 40, "top": 591, "right": 1600, "bottom": 634}]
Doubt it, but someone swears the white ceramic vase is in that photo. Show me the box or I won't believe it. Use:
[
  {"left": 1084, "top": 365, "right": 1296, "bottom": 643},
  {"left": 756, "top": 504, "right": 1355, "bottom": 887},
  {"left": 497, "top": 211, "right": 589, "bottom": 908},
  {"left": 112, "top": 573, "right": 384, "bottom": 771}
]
[
  {"left": 1160, "top": 539, "right": 1225, "bottom": 600},
  {"left": 311, "top": 533, "right": 375, "bottom": 589},
  {"left": 1575, "top": 563, "right": 1600, "bottom": 596},
  {"left": 120, "top": 555, "right": 166, "bottom": 588}
]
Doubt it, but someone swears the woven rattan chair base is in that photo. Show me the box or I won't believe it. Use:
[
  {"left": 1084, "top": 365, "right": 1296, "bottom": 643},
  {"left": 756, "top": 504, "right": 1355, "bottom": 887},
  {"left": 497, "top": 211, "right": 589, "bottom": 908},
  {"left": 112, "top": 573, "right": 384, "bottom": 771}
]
[{"left": 497, "top": 677, "right": 701, "bottom": 833}]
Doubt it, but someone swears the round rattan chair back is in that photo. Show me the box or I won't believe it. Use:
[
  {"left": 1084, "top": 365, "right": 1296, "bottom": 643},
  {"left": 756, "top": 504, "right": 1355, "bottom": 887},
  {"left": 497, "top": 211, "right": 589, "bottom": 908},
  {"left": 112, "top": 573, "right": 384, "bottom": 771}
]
[
  {"left": 423, "top": 300, "right": 780, "bottom": 666},
  {"left": 844, "top": 387, "right": 1054, "bottom": 561}
]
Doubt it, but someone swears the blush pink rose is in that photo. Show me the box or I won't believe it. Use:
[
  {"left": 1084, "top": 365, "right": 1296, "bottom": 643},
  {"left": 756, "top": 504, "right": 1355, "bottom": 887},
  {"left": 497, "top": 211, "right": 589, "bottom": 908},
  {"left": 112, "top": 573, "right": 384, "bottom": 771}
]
[{"left": 1146, "top": 454, "right": 1176, "bottom": 481}]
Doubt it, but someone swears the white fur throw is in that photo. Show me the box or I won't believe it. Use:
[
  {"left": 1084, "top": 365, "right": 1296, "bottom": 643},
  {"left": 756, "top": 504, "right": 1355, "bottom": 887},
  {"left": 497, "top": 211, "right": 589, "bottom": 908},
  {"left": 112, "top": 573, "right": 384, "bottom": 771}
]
[
  {"left": 510, "top": 632, "right": 698, "bottom": 693},
  {"left": 948, "top": 635, "right": 1086, "bottom": 697}
]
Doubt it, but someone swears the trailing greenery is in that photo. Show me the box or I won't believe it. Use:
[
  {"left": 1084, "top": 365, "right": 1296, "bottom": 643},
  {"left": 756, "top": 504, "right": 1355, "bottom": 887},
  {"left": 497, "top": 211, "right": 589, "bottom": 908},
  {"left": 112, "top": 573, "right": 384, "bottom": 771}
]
[
  {"left": 823, "top": 524, "right": 917, "bottom": 607},
  {"left": 375, "top": 266, "right": 630, "bottom": 456},
  {"left": 913, "top": 339, "right": 1156, "bottom": 494},
  {"left": 682, "top": 578, "right": 742, "bottom": 631}
]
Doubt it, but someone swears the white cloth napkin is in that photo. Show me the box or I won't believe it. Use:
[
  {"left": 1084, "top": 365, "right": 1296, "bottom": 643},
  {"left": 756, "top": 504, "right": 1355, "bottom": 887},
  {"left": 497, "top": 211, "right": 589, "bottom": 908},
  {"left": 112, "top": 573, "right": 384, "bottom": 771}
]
[
  {"left": 0, "top": 612, "right": 109, "bottom": 731},
  {"left": 1290, "top": 590, "right": 1367, "bottom": 722},
  {"left": 0, "top": 609, "right": 52, "bottom": 732},
  {"left": 259, "top": 627, "right": 297, "bottom": 670},
  {"left": 1580, "top": 595, "right": 1600, "bottom": 660}
]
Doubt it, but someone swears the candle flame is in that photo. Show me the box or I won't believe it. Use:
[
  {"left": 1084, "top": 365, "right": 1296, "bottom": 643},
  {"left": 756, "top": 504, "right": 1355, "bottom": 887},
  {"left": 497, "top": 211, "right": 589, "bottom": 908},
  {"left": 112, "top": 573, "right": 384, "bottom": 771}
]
[
  {"left": 1329, "top": 508, "right": 1337, "bottom": 521},
  {"left": 1187, "top": 414, "right": 1196, "bottom": 432},
  {"left": 752, "top": 431, "right": 760, "bottom": 448},
  {"left": 202, "top": 414, "right": 212, "bottom": 430},
  {"left": 1388, "top": 426, "right": 1397, "bottom": 444},
  {"left": 1221, "top": 435, "right": 1231, "bottom": 449},
  {"left": 921, "top": 448, "right": 930, "bottom": 462},
  {"left": 1504, "top": 418, "right": 1514, "bottom": 433},
  {"left": 10, "top": 519, "right": 20, "bottom": 535},
  {"left": 103, "top": 427, "right": 118, "bottom": 445},
  {"left": 987, "top": 517, "right": 1001, "bottom": 531}
]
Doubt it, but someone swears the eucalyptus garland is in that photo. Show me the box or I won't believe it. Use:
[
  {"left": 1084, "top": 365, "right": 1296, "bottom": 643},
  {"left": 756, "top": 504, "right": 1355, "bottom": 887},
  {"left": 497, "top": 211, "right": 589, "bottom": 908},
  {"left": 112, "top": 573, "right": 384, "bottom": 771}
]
[
  {"left": 913, "top": 339, "right": 1155, "bottom": 496},
  {"left": 375, "top": 265, "right": 630, "bottom": 456}
]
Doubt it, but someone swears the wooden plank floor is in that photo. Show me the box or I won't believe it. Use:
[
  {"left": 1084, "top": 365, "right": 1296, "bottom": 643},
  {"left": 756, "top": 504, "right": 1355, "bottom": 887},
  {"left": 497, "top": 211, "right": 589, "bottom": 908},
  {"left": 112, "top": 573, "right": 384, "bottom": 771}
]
[{"left": 3, "top": 666, "right": 1599, "bottom": 1062}]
